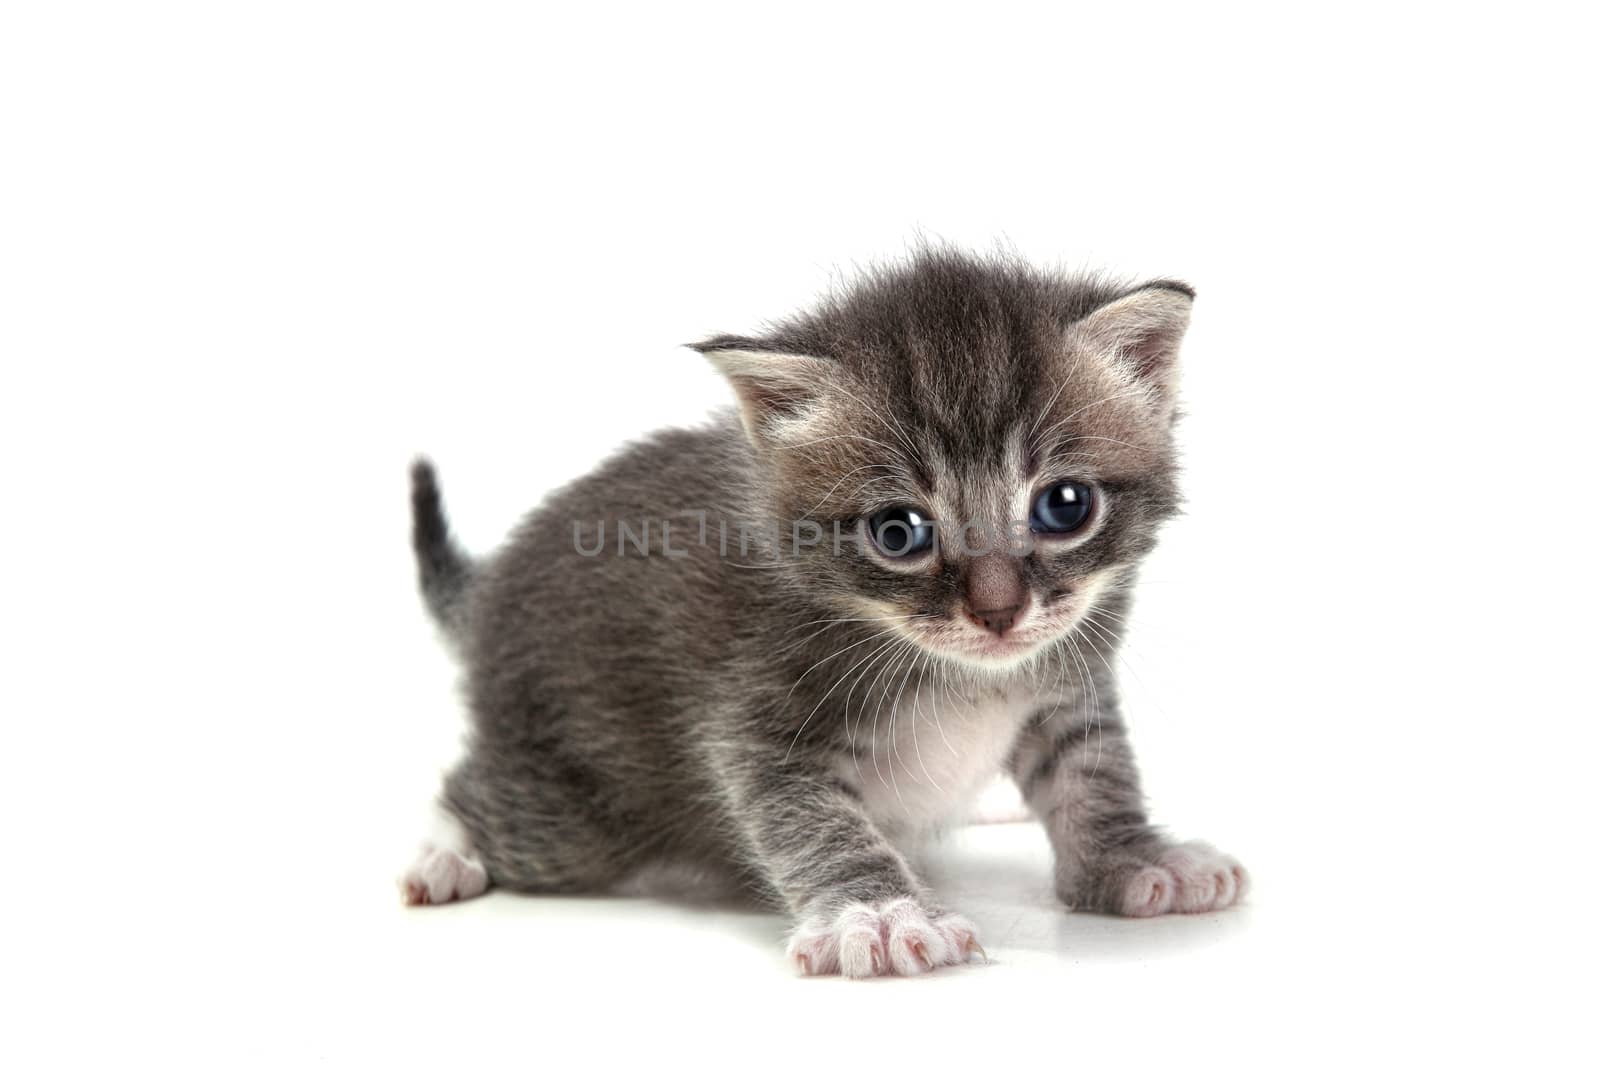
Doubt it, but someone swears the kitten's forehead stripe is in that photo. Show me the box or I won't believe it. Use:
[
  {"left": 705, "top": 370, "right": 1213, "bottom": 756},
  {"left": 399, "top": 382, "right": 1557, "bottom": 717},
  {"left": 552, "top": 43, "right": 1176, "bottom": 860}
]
[{"left": 733, "top": 248, "right": 1168, "bottom": 485}]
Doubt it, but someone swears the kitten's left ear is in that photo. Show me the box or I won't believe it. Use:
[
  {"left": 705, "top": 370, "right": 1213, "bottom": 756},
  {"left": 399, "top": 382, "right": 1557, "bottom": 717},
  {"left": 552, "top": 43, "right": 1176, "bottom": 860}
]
[
  {"left": 689, "top": 335, "right": 838, "bottom": 446},
  {"left": 1066, "top": 281, "right": 1194, "bottom": 400}
]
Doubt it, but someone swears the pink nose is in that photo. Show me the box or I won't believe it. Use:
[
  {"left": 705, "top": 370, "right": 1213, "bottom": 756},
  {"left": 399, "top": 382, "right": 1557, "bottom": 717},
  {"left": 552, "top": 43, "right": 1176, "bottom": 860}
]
[
  {"left": 966, "top": 603, "right": 1022, "bottom": 636},
  {"left": 963, "top": 555, "right": 1025, "bottom": 637}
]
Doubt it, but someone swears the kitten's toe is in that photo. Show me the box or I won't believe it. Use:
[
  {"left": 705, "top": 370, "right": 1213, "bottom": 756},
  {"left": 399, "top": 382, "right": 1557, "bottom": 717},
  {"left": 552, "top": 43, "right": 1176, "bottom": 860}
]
[
  {"left": 787, "top": 903, "right": 879, "bottom": 977},
  {"left": 399, "top": 844, "right": 489, "bottom": 906},
  {"left": 400, "top": 805, "right": 491, "bottom": 906},
  {"left": 836, "top": 904, "right": 887, "bottom": 977},
  {"left": 930, "top": 911, "right": 984, "bottom": 966},
  {"left": 1087, "top": 841, "right": 1249, "bottom": 917},
  {"left": 786, "top": 899, "right": 980, "bottom": 978},
  {"left": 1119, "top": 865, "right": 1178, "bottom": 917},
  {"left": 883, "top": 899, "right": 946, "bottom": 975},
  {"left": 1160, "top": 841, "right": 1248, "bottom": 914}
]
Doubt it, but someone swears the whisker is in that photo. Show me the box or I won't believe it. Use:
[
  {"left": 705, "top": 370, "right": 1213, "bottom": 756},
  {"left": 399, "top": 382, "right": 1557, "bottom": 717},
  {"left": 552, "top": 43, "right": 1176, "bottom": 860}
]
[
  {"left": 842, "top": 637, "right": 907, "bottom": 785},
  {"left": 783, "top": 631, "right": 899, "bottom": 762},
  {"left": 870, "top": 642, "right": 917, "bottom": 807},
  {"left": 908, "top": 649, "right": 935, "bottom": 784},
  {"left": 1032, "top": 388, "right": 1151, "bottom": 448},
  {"left": 800, "top": 464, "right": 911, "bottom": 519},
  {"left": 1072, "top": 615, "right": 1122, "bottom": 688},
  {"left": 1063, "top": 630, "right": 1102, "bottom": 777},
  {"left": 779, "top": 625, "right": 902, "bottom": 719},
  {"left": 873, "top": 403, "right": 923, "bottom": 461},
  {"left": 1058, "top": 434, "right": 1154, "bottom": 453},
  {"left": 773, "top": 432, "right": 904, "bottom": 454},
  {"left": 1026, "top": 372, "right": 1076, "bottom": 443},
  {"left": 856, "top": 403, "right": 926, "bottom": 477},
  {"left": 844, "top": 639, "right": 900, "bottom": 745},
  {"left": 774, "top": 612, "right": 933, "bottom": 656},
  {"left": 887, "top": 644, "right": 926, "bottom": 788},
  {"left": 870, "top": 633, "right": 921, "bottom": 799},
  {"left": 1081, "top": 606, "right": 1169, "bottom": 731},
  {"left": 923, "top": 652, "right": 958, "bottom": 757}
]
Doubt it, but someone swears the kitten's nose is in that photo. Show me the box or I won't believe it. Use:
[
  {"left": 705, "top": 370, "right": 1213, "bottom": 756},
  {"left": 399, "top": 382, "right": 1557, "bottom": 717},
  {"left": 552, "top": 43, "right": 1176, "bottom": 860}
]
[
  {"left": 963, "top": 556, "right": 1025, "bottom": 637},
  {"left": 967, "top": 603, "right": 1022, "bottom": 636}
]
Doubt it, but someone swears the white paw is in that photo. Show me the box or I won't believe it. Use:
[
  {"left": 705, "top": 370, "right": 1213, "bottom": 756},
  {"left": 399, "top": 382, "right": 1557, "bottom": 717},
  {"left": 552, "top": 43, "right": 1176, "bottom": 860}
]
[
  {"left": 1120, "top": 841, "right": 1248, "bottom": 917},
  {"left": 400, "top": 843, "right": 489, "bottom": 905},
  {"left": 786, "top": 899, "right": 983, "bottom": 978},
  {"left": 399, "top": 805, "right": 490, "bottom": 906}
]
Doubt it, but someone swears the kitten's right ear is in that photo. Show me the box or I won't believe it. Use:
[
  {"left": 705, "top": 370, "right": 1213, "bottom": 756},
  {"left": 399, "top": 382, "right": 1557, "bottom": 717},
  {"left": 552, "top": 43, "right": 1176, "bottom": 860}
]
[
  {"left": 1065, "top": 281, "right": 1195, "bottom": 405},
  {"left": 689, "top": 336, "right": 837, "bottom": 446}
]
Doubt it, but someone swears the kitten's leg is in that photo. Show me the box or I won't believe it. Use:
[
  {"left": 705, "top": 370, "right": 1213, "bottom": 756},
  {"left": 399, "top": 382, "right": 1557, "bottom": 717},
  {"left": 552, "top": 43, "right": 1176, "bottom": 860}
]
[
  {"left": 431, "top": 751, "right": 637, "bottom": 894},
  {"left": 724, "top": 758, "right": 981, "bottom": 978},
  {"left": 1010, "top": 703, "right": 1248, "bottom": 917},
  {"left": 399, "top": 800, "right": 491, "bottom": 906}
]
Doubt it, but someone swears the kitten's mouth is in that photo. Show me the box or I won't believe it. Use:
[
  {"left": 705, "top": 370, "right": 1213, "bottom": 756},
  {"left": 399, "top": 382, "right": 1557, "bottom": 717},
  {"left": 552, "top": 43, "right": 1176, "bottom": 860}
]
[
  {"left": 900, "top": 601, "right": 1089, "bottom": 671},
  {"left": 877, "top": 574, "right": 1117, "bottom": 672},
  {"left": 907, "top": 621, "right": 1056, "bottom": 670}
]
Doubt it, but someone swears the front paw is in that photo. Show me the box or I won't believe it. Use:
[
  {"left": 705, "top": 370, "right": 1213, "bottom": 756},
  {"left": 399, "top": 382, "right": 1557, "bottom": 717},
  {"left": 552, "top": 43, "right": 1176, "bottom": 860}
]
[
  {"left": 786, "top": 898, "right": 983, "bottom": 978},
  {"left": 1155, "top": 841, "right": 1249, "bottom": 914},
  {"left": 1068, "top": 841, "right": 1249, "bottom": 917}
]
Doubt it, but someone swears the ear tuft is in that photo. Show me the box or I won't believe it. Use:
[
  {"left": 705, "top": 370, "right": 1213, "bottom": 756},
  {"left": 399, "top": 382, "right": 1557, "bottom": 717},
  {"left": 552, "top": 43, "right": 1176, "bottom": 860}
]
[
  {"left": 687, "top": 334, "right": 771, "bottom": 355},
  {"left": 1137, "top": 278, "right": 1196, "bottom": 300}
]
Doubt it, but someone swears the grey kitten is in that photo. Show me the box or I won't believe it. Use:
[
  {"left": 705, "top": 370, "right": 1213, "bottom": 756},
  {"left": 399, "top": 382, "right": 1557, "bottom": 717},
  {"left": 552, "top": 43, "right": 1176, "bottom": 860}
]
[{"left": 401, "top": 248, "right": 1247, "bottom": 978}]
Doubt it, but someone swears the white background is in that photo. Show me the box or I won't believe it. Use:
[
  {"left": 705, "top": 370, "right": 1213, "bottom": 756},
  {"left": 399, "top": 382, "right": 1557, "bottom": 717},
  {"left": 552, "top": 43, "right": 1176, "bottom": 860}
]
[{"left": 3, "top": 2, "right": 1596, "bottom": 1063}]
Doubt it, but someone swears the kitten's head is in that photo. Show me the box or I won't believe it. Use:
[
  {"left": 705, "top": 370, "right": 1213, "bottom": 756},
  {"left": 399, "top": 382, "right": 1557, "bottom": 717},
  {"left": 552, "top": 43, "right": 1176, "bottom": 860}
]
[{"left": 695, "top": 248, "right": 1191, "bottom": 672}]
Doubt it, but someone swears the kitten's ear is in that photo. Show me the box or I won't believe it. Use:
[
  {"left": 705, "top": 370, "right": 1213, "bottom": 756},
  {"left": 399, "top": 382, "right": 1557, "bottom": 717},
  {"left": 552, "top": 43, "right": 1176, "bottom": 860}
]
[
  {"left": 690, "top": 336, "right": 837, "bottom": 446},
  {"left": 1066, "top": 281, "right": 1194, "bottom": 399}
]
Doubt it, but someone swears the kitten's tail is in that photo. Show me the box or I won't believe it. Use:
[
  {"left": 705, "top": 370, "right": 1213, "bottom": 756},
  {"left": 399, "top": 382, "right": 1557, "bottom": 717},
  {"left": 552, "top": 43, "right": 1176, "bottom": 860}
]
[{"left": 410, "top": 458, "right": 473, "bottom": 632}]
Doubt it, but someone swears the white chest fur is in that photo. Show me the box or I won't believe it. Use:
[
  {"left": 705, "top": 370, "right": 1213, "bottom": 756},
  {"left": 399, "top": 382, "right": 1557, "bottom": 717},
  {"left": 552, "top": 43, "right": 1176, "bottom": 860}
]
[{"left": 839, "top": 679, "right": 1040, "bottom": 837}]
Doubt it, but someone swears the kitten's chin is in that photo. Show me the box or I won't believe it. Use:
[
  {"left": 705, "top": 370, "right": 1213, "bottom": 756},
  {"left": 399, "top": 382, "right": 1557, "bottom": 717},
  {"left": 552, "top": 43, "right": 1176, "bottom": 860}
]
[{"left": 923, "top": 633, "right": 1050, "bottom": 673}]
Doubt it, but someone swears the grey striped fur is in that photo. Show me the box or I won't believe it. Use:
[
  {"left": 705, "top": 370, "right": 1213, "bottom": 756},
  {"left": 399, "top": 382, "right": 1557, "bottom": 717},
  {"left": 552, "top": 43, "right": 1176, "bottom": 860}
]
[{"left": 406, "top": 247, "right": 1246, "bottom": 974}]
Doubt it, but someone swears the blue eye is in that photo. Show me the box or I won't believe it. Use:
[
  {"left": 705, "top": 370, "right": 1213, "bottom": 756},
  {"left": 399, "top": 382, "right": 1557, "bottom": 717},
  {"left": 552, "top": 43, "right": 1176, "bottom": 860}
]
[
  {"left": 1030, "top": 482, "right": 1094, "bottom": 534},
  {"left": 867, "top": 507, "right": 935, "bottom": 557}
]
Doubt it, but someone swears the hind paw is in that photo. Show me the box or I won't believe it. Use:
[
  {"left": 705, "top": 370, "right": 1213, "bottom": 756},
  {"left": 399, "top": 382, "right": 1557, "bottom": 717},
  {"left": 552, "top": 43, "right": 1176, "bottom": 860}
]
[
  {"left": 399, "top": 806, "right": 490, "bottom": 906},
  {"left": 400, "top": 843, "right": 489, "bottom": 905}
]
